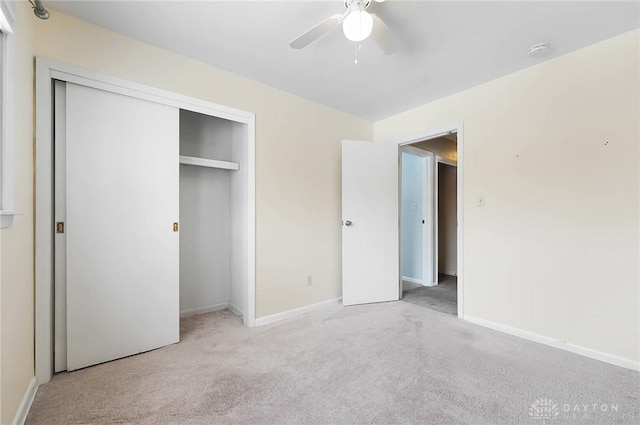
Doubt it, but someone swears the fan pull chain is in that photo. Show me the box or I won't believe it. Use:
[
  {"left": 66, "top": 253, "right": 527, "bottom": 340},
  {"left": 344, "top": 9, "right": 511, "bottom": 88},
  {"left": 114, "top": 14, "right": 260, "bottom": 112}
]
[{"left": 354, "top": 42, "right": 362, "bottom": 64}]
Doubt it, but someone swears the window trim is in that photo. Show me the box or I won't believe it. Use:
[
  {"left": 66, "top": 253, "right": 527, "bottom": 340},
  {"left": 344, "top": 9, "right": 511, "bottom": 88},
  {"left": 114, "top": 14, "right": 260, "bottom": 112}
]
[{"left": 0, "top": 0, "right": 19, "bottom": 229}]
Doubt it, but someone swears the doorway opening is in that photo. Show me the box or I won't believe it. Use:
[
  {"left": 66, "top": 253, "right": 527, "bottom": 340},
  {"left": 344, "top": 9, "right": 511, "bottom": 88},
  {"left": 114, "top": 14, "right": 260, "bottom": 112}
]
[{"left": 400, "top": 132, "right": 458, "bottom": 315}]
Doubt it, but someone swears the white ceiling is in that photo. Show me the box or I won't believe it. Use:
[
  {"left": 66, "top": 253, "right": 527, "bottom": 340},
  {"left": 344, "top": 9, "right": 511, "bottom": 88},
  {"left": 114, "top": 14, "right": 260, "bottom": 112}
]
[{"left": 47, "top": 1, "right": 640, "bottom": 121}]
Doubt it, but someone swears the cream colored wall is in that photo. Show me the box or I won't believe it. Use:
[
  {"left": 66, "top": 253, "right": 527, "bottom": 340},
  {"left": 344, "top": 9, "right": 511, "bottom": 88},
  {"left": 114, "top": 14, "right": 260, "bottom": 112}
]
[
  {"left": 1, "top": 3, "right": 371, "bottom": 423},
  {"left": 375, "top": 30, "right": 640, "bottom": 363},
  {"left": 33, "top": 7, "right": 372, "bottom": 314},
  {"left": 1, "top": 3, "right": 35, "bottom": 424}
]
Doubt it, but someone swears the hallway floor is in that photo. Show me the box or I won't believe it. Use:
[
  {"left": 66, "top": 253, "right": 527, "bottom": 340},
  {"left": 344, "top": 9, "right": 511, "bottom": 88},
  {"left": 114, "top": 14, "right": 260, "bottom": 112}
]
[{"left": 402, "top": 274, "right": 457, "bottom": 315}]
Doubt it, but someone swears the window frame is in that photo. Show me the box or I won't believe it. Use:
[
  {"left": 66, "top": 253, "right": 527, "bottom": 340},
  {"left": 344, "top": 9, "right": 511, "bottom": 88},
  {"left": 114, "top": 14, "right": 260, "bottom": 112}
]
[{"left": 0, "top": 0, "right": 17, "bottom": 229}]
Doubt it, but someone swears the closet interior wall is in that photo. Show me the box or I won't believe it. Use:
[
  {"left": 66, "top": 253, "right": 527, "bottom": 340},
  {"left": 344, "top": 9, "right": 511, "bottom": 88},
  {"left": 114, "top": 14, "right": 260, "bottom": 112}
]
[{"left": 179, "top": 110, "right": 245, "bottom": 318}]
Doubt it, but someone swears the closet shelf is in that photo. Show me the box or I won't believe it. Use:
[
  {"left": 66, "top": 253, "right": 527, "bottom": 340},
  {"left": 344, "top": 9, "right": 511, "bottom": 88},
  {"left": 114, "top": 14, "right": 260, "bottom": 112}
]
[{"left": 179, "top": 155, "right": 239, "bottom": 171}]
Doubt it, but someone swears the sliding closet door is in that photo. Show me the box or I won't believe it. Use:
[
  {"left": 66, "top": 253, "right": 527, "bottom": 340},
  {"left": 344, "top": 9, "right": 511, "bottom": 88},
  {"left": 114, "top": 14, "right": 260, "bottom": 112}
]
[{"left": 65, "top": 83, "right": 179, "bottom": 371}]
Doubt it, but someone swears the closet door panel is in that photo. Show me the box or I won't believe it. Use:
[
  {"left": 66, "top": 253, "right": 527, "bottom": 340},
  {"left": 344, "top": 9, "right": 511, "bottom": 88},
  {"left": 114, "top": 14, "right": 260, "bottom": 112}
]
[{"left": 65, "top": 83, "right": 179, "bottom": 371}]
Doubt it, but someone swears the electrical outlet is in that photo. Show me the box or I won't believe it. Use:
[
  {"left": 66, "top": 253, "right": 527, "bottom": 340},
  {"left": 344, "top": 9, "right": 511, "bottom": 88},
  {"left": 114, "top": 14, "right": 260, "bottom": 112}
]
[{"left": 306, "top": 275, "right": 313, "bottom": 286}]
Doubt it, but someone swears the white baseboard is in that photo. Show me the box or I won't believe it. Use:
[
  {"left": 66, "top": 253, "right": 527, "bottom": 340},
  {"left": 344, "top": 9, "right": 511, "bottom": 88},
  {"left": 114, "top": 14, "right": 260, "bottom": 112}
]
[
  {"left": 255, "top": 298, "right": 341, "bottom": 326},
  {"left": 402, "top": 276, "right": 424, "bottom": 285},
  {"left": 228, "top": 302, "right": 243, "bottom": 318},
  {"left": 464, "top": 315, "right": 639, "bottom": 371},
  {"left": 180, "top": 302, "right": 229, "bottom": 318},
  {"left": 12, "top": 377, "right": 37, "bottom": 425}
]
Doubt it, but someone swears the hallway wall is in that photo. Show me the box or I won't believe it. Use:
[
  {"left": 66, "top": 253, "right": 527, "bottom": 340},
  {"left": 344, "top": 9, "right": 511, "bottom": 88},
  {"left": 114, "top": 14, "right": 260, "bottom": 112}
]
[{"left": 438, "top": 163, "right": 457, "bottom": 276}]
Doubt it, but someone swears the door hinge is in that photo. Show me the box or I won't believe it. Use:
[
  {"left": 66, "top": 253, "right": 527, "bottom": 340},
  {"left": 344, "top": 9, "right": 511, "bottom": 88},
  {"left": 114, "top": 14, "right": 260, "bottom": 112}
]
[
  {"left": 56, "top": 222, "right": 65, "bottom": 234},
  {"left": 173, "top": 222, "right": 179, "bottom": 232}
]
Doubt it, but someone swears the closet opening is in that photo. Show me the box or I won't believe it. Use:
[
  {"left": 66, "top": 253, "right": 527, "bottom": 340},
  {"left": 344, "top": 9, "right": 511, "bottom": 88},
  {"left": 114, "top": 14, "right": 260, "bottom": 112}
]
[{"left": 179, "top": 110, "right": 248, "bottom": 320}]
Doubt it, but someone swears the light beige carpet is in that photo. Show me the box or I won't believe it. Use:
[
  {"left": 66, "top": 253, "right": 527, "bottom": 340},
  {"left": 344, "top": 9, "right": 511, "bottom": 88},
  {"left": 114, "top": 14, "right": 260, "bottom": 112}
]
[{"left": 27, "top": 301, "right": 639, "bottom": 424}]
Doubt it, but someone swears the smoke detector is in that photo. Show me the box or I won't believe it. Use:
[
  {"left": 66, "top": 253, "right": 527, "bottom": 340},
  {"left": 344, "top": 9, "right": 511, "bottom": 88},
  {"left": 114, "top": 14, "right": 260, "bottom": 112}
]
[{"left": 528, "top": 43, "right": 550, "bottom": 57}]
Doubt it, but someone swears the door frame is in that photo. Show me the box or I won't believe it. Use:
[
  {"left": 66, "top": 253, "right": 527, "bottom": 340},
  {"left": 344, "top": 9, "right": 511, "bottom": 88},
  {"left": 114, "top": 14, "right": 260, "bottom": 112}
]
[
  {"left": 35, "top": 58, "right": 256, "bottom": 384},
  {"left": 400, "top": 146, "right": 436, "bottom": 289},
  {"left": 395, "top": 125, "right": 464, "bottom": 318}
]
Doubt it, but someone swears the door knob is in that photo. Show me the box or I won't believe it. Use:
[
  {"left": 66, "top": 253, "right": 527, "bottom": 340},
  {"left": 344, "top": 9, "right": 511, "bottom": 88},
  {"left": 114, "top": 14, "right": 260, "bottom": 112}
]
[{"left": 344, "top": 220, "right": 352, "bottom": 226}]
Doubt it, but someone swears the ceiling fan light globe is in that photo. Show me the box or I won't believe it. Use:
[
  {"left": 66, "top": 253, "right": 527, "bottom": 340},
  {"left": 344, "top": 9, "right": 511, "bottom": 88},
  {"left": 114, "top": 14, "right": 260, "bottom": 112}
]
[{"left": 343, "top": 10, "right": 373, "bottom": 42}]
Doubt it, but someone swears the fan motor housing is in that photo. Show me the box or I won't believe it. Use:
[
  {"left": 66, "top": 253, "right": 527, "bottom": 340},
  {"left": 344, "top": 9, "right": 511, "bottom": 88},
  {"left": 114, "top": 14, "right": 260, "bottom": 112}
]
[{"left": 345, "top": 0, "right": 371, "bottom": 10}]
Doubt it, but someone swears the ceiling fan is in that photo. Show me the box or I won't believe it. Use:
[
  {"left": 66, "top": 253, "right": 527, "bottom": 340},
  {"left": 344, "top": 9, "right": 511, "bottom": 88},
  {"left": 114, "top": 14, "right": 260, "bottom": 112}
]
[{"left": 289, "top": 0, "right": 398, "bottom": 55}]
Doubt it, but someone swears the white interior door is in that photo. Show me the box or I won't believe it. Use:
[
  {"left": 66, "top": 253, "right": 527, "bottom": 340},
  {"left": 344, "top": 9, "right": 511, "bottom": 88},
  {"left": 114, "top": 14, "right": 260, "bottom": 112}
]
[
  {"left": 64, "top": 83, "right": 180, "bottom": 371},
  {"left": 342, "top": 140, "right": 399, "bottom": 306},
  {"left": 400, "top": 146, "right": 436, "bottom": 288}
]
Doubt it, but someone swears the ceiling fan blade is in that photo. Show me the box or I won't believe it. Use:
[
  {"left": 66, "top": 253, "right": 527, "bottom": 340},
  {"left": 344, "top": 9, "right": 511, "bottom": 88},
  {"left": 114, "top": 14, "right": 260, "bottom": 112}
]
[
  {"left": 370, "top": 13, "right": 399, "bottom": 55},
  {"left": 289, "top": 14, "right": 343, "bottom": 49}
]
